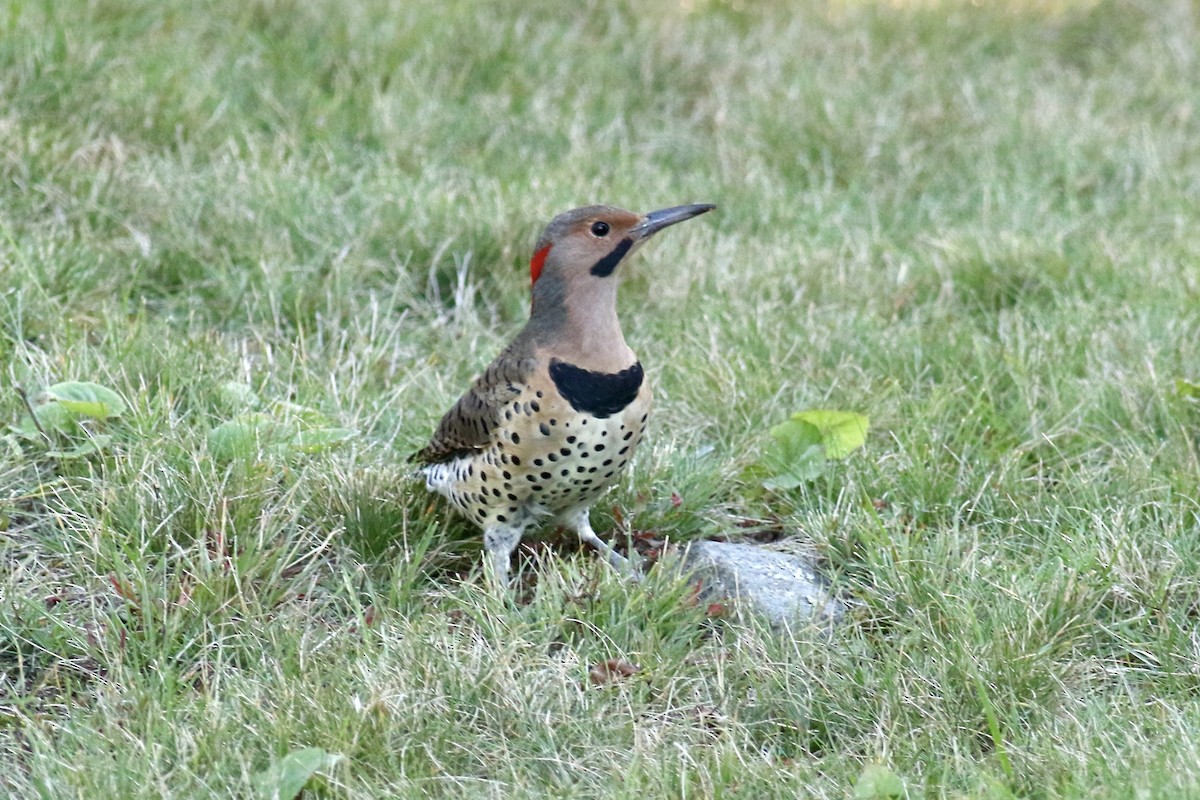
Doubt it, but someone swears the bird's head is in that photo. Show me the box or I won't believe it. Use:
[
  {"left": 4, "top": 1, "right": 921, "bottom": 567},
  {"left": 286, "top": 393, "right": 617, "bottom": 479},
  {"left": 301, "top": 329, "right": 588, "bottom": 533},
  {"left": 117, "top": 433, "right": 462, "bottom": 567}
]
[{"left": 527, "top": 203, "right": 715, "bottom": 314}]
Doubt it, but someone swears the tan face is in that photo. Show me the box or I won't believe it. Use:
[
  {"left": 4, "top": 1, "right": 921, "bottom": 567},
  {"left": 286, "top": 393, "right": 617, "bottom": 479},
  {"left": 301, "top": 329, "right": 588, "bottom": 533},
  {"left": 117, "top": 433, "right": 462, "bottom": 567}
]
[
  {"left": 530, "top": 207, "right": 642, "bottom": 288},
  {"left": 530, "top": 203, "right": 715, "bottom": 288},
  {"left": 547, "top": 209, "right": 646, "bottom": 281}
]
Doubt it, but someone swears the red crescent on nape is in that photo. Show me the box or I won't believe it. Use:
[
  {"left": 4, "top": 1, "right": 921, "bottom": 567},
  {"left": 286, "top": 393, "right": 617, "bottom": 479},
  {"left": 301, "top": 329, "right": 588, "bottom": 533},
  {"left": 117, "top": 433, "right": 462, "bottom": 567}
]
[{"left": 530, "top": 244, "right": 551, "bottom": 285}]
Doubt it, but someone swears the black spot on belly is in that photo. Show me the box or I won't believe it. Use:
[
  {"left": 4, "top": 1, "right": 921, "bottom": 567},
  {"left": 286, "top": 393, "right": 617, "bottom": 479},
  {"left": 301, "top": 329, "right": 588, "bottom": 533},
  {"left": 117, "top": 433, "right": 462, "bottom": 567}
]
[{"left": 549, "top": 359, "right": 643, "bottom": 418}]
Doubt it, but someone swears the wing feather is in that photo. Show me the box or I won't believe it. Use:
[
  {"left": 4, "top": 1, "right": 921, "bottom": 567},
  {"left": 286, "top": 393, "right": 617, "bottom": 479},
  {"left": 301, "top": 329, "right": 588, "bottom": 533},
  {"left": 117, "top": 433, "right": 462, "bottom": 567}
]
[{"left": 412, "top": 351, "right": 536, "bottom": 465}]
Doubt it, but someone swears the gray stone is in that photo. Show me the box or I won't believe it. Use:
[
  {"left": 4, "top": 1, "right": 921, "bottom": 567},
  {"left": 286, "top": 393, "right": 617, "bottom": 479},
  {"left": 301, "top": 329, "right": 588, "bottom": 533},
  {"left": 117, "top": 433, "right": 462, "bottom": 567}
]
[{"left": 674, "top": 540, "right": 844, "bottom": 630}]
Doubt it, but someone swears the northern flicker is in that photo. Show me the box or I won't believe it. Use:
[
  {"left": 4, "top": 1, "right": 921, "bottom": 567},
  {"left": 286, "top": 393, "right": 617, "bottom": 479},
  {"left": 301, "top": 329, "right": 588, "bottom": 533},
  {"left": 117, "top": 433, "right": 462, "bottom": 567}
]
[{"left": 413, "top": 202, "right": 715, "bottom": 587}]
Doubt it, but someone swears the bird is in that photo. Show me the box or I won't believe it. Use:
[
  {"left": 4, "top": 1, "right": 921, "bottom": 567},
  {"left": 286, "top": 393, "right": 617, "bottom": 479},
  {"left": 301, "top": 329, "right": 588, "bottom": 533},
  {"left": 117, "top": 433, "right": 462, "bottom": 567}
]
[{"left": 412, "top": 202, "right": 715, "bottom": 587}]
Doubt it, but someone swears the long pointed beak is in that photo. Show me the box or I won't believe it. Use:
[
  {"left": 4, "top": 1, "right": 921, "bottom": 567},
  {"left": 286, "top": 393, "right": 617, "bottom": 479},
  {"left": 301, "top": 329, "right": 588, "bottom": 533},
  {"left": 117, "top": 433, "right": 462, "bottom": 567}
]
[{"left": 631, "top": 203, "right": 716, "bottom": 240}]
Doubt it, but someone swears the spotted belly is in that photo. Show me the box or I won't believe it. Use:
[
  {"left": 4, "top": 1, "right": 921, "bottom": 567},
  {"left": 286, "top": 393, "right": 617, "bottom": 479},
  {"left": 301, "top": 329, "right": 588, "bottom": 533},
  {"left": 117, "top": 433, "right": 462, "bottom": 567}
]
[{"left": 422, "top": 387, "right": 651, "bottom": 530}]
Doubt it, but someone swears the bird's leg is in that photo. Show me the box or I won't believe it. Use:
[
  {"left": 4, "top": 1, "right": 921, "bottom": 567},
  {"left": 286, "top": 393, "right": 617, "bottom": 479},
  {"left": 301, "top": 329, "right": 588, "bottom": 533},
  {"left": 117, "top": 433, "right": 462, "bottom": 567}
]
[
  {"left": 560, "top": 508, "right": 642, "bottom": 582},
  {"left": 482, "top": 524, "right": 524, "bottom": 590}
]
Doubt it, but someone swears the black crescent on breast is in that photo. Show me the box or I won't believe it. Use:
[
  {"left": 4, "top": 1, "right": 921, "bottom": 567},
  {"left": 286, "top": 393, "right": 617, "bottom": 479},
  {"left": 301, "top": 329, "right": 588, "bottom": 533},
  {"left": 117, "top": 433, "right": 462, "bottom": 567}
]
[{"left": 549, "top": 359, "right": 644, "bottom": 418}]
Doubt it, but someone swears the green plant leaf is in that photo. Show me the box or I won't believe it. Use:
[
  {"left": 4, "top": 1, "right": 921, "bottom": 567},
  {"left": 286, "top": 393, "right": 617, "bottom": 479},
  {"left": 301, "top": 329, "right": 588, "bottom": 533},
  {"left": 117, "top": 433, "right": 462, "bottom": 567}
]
[
  {"left": 207, "top": 414, "right": 297, "bottom": 462},
  {"left": 1, "top": 434, "right": 23, "bottom": 459},
  {"left": 254, "top": 747, "right": 338, "bottom": 800},
  {"left": 1176, "top": 378, "right": 1200, "bottom": 401},
  {"left": 217, "top": 381, "right": 261, "bottom": 410},
  {"left": 45, "top": 434, "right": 113, "bottom": 459},
  {"left": 762, "top": 472, "right": 811, "bottom": 491},
  {"left": 291, "top": 427, "right": 356, "bottom": 453},
  {"left": 762, "top": 418, "right": 826, "bottom": 489},
  {"left": 791, "top": 410, "right": 869, "bottom": 459},
  {"left": 43, "top": 381, "right": 127, "bottom": 419},
  {"left": 757, "top": 409, "right": 870, "bottom": 490},
  {"left": 30, "top": 402, "right": 83, "bottom": 436},
  {"left": 853, "top": 763, "right": 905, "bottom": 799},
  {"left": 268, "top": 400, "right": 332, "bottom": 427}
]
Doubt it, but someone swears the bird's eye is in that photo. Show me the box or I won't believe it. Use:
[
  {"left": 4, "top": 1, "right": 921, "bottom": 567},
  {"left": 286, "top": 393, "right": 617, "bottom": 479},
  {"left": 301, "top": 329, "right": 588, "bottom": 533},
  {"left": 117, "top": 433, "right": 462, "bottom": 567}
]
[{"left": 590, "top": 221, "right": 611, "bottom": 237}]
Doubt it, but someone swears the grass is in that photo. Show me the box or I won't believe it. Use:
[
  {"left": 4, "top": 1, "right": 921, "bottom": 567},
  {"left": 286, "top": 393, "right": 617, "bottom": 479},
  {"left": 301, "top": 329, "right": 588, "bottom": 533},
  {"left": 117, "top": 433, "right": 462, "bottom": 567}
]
[{"left": 3, "top": 0, "right": 1200, "bottom": 796}]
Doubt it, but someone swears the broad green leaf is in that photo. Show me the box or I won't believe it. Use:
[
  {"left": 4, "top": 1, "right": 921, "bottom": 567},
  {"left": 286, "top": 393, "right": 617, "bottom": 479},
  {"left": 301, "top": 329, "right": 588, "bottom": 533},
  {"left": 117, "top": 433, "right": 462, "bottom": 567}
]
[
  {"left": 1177, "top": 378, "right": 1200, "bottom": 400},
  {"left": 46, "top": 434, "right": 113, "bottom": 459},
  {"left": 2, "top": 434, "right": 23, "bottom": 459},
  {"left": 291, "top": 427, "right": 356, "bottom": 453},
  {"left": 770, "top": 418, "right": 824, "bottom": 461},
  {"left": 762, "top": 418, "right": 826, "bottom": 489},
  {"left": 217, "top": 381, "right": 261, "bottom": 410},
  {"left": 791, "top": 410, "right": 869, "bottom": 459},
  {"left": 30, "top": 402, "right": 82, "bottom": 435},
  {"left": 44, "top": 381, "right": 127, "bottom": 419},
  {"left": 207, "top": 414, "right": 296, "bottom": 462},
  {"left": 254, "top": 746, "right": 338, "bottom": 800},
  {"left": 762, "top": 472, "right": 812, "bottom": 492},
  {"left": 268, "top": 400, "right": 332, "bottom": 427},
  {"left": 853, "top": 763, "right": 905, "bottom": 799}
]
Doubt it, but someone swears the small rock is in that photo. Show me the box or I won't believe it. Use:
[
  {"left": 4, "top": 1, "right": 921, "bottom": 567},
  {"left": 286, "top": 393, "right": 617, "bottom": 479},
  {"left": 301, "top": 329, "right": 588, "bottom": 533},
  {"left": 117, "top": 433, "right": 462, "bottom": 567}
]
[{"left": 675, "top": 540, "right": 844, "bottom": 631}]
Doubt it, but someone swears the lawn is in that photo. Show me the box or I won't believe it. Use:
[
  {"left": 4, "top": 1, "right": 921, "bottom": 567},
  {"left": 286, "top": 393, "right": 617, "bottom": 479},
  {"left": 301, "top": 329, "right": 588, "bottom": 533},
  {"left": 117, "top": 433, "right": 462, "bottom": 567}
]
[{"left": 3, "top": 0, "right": 1200, "bottom": 796}]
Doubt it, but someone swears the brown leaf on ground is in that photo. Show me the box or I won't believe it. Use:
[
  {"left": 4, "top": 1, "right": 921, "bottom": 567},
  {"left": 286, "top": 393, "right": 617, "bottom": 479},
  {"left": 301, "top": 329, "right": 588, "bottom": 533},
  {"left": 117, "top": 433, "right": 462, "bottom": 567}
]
[
  {"left": 588, "top": 658, "right": 640, "bottom": 686},
  {"left": 108, "top": 574, "right": 139, "bottom": 607},
  {"left": 610, "top": 505, "right": 625, "bottom": 528},
  {"left": 629, "top": 529, "right": 666, "bottom": 563},
  {"left": 349, "top": 604, "right": 379, "bottom": 635}
]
